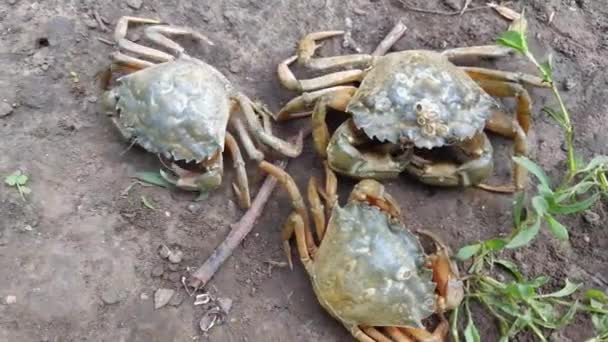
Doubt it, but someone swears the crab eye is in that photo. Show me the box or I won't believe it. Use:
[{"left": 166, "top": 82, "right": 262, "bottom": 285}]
[{"left": 415, "top": 103, "right": 423, "bottom": 112}]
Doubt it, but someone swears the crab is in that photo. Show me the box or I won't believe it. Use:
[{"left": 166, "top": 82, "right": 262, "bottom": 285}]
[
  {"left": 99, "top": 16, "right": 303, "bottom": 208},
  {"left": 274, "top": 24, "right": 549, "bottom": 192},
  {"left": 259, "top": 160, "right": 464, "bottom": 341}
]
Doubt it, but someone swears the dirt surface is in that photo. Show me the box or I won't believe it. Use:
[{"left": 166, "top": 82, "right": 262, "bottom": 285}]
[{"left": 1, "top": 0, "right": 607, "bottom": 341}]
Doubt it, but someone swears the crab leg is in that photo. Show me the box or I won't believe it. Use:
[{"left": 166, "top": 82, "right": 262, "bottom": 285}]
[
  {"left": 308, "top": 176, "right": 326, "bottom": 241},
  {"left": 278, "top": 56, "right": 364, "bottom": 92},
  {"left": 114, "top": 16, "right": 175, "bottom": 63},
  {"left": 326, "top": 120, "right": 411, "bottom": 179},
  {"left": 276, "top": 86, "right": 357, "bottom": 121},
  {"left": 360, "top": 327, "right": 393, "bottom": 342},
  {"left": 225, "top": 132, "right": 251, "bottom": 209},
  {"left": 236, "top": 94, "right": 304, "bottom": 158},
  {"left": 230, "top": 117, "right": 264, "bottom": 161},
  {"left": 462, "top": 66, "right": 548, "bottom": 89},
  {"left": 143, "top": 25, "right": 213, "bottom": 55},
  {"left": 474, "top": 79, "right": 533, "bottom": 133},
  {"left": 441, "top": 44, "right": 515, "bottom": 60},
  {"left": 297, "top": 31, "right": 375, "bottom": 70},
  {"left": 259, "top": 161, "right": 316, "bottom": 255},
  {"left": 311, "top": 88, "right": 358, "bottom": 157}
]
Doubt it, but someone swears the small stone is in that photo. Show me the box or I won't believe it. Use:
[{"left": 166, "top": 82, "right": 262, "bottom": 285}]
[
  {"left": 228, "top": 59, "right": 241, "bottom": 73},
  {"left": 151, "top": 265, "right": 165, "bottom": 277},
  {"left": 167, "top": 263, "right": 180, "bottom": 272},
  {"left": 154, "top": 288, "right": 175, "bottom": 309},
  {"left": 5, "top": 295, "right": 16, "bottom": 304},
  {"left": 560, "top": 141, "right": 568, "bottom": 152},
  {"left": 563, "top": 79, "right": 577, "bottom": 91},
  {"left": 8, "top": 0, "right": 18, "bottom": 5},
  {"left": 101, "top": 288, "right": 123, "bottom": 305},
  {"left": 127, "top": 0, "right": 143, "bottom": 10},
  {"left": 140, "top": 292, "right": 149, "bottom": 300},
  {"left": 583, "top": 234, "right": 590, "bottom": 243},
  {"left": 169, "top": 292, "right": 184, "bottom": 307},
  {"left": 0, "top": 102, "right": 13, "bottom": 117},
  {"left": 87, "top": 96, "right": 97, "bottom": 103},
  {"left": 217, "top": 297, "right": 233, "bottom": 314},
  {"left": 168, "top": 272, "right": 181, "bottom": 283},
  {"left": 583, "top": 210, "right": 601, "bottom": 226},
  {"left": 168, "top": 250, "right": 183, "bottom": 264},
  {"left": 83, "top": 18, "right": 97, "bottom": 29},
  {"left": 158, "top": 244, "right": 171, "bottom": 259},
  {"left": 186, "top": 203, "right": 200, "bottom": 213}
]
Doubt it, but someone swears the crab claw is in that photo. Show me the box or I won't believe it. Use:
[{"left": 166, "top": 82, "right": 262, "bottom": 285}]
[{"left": 417, "top": 229, "right": 464, "bottom": 312}]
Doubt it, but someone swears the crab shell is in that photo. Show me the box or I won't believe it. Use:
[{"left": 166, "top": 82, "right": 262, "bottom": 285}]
[
  {"left": 110, "top": 56, "right": 234, "bottom": 162},
  {"left": 348, "top": 50, "right": 500, "bottom": 149},
  {"left": 311, "top": 201, "right": 437, "bottom": 329}
]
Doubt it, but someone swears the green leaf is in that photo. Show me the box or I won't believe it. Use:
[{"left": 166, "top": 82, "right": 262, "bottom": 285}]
[
  {"left": 134, "top": 171, "right": 173, "bottom": 188},
  {"left": 494, "top": 259, "right": 524, "bottom": 282},
  {"left": 545, "top": 214, "right": 569, "bottom": 240},
  {"left": 542, "top": 107, "right": 567, "bottom": 127},
  {"left": 456, "top": 243, "right": 482, "bottom": 261},
  {"left": 497, "top": 30, "right": 528, "bottom": 54},
  {"left": 513, "top": 156, "right": 551, "bottom": 188},
  {"left": 539, "top": 55, "right": 553, "bottom": 83},
  {"left": 558, "top": 300, "right": 579, "bottom": 326},
  {"left": 464, "top": 318, "right": 481, "bottom": 342},
  {"left": 549, "top": 193, "right": 599, "bottom": 215},
  {"left": 531, "top": 196, "right": 549, "bottom": 217},
  {"left": 586, "top": 289, "right": 608, "bottom": 302},
  {"left": 506, "top": 217, "right": 541, "bottom": 249},
  {"left": 484, "top": 238, "right": 508, "bottom": 252},
  {"left": 16, "top": 174, "right": 28, "bottom": 185},
  {"left": 141, "top": 196, "right": 156, "bottom": 210},
  {"left": 576, "top": 155, "right": 608, "bottom": 174},
  {"left": 4, "top": 175, "right": 17, "bottom": 186},
  {"left": 513, "top": 192, "right": 526, "bottom": 227},
  {"left": 537, "top": 183, "right": 554, "bottom": 198},
  {"left": 538, "top": 279, "right": 580, "bottom": 299}
]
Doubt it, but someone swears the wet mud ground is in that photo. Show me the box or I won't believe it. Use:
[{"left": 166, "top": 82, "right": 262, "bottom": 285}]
[{"left": 0, "top": 0, "right": 607, "bottom": 341}]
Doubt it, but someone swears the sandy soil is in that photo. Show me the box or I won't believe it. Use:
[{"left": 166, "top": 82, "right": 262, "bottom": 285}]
[{"left": 0, "top": 0, "right": 606, "bottom": 341}]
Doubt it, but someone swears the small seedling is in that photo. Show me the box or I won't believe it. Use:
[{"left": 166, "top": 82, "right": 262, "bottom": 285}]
[
  {"left": 4, "top": 170, "right": 31, "bottom": 201},
  {"left": 141, "top": 195, "right": 157, "bottom": 210},
  {"left": 585, "top": 290, "right": 608, "bottom": 341}
]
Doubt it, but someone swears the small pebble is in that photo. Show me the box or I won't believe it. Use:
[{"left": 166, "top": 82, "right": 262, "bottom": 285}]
[
  {"left": 217, "top": 297, "right": 233, "bottom": 314},
  {"left": 187, "top": 203, "right": 200, "bottom": 213},
  {"left": 154, "top": 288, "right": 175, "bottom": 309},
  {"left": 169, "top": 292, "right": 184, "bottom": 307},
  {"left": 126, "top": 0, "right": 143, "bottom": 10},
  {"left": 158, "top": 244, "right": 171, "bottom": 259},
  {"left": 83, "top": 18, "right": 97, "bottom": 29},
  {"left": 5, "top": 295, "right": 16, "bottom": 304},
  {"left": 563, "top": 79, "right": 577, "bottom": 91},
  {"left": 151, "top": 265, "right": 165, "bottom": 277},
  {"left": 8, "top": 0, "right": 18, "bottom": 5},
  {"left": 167, "top": 263, "right": 180, "bottom": 272},
  {"left": 87, "top": 96, "right": 98, "bottom": 103},
  {"left": 140, "top": 293, "right": 149, "bottom": 300},
  {"left": 228, "top": 59, "right": 241, "bottom": 73},
  {"left": 168, "top": 272, "right": 181, "bottom": 283},
  {"left": 0, "top": 102, "right": 13, "bottom": 117},
  {"left": 583, "top": 210, "right": 601, "bottom": 226},
  {"left": 583, "top": 234, "right": 590, "bottom": 243},
  {"left": 101, "top": 288, "right": 122, "bottom": 305},
  {"left": 168, "top": 250, "right": 183, "bottom": 264}
]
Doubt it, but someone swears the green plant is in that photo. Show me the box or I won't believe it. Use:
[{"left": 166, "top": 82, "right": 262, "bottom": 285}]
[
  {"left": 4, "top": 170, "right": 31, "bottom": 201},
  {"left": 585, "top": 290, "right": 608, "bottom": 342},
  {"left": 497, "top": 16, "right": 576, "bottom": 178},
  {"left": 450, "top": 11, "right": 608, "bottom": 341},
  {"left": 453, "top": 267, "right": 580, "bottom": 341}
]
